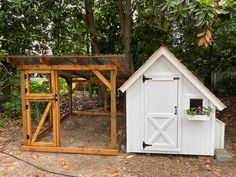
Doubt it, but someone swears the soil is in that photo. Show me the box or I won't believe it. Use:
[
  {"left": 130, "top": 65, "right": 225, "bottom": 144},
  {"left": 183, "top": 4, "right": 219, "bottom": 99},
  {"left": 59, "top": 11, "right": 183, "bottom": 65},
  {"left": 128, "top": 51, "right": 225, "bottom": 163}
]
[
  {"left": 0, "top": 95, "right": 236, "bottom": 177},
  {"left": 40, "top": 115, "right": 124, "bottom": 149}
]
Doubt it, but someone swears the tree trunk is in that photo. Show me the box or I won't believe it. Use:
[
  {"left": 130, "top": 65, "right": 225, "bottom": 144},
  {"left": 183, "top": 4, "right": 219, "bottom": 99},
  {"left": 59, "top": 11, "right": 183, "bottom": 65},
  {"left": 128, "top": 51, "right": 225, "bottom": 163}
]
[
  {"left": 84, "top": 0, "right": 104, "bottom": 106},
  {"left": 85, "top": 0, "right": 100, "bottom": 54},
  {"left": 117, "top": 0, "right": 134, "bottom": 72}
]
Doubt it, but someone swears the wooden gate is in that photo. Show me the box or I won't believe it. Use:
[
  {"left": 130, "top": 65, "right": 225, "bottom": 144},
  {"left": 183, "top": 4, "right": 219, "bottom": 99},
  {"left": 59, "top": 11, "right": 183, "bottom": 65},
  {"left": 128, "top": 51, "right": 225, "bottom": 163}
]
[
  {"left": 142, "top": 75, "right": 180, "bottom": 152},
  {"left": 21, "top": 70, "right": 60, "bottom": 147}
]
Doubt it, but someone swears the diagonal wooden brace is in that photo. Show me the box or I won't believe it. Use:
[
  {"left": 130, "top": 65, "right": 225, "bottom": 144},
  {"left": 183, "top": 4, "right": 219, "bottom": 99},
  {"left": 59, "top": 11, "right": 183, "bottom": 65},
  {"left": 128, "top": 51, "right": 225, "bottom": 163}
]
[{"left": 92, "top": 70, "right": 111, "bottom": 89}]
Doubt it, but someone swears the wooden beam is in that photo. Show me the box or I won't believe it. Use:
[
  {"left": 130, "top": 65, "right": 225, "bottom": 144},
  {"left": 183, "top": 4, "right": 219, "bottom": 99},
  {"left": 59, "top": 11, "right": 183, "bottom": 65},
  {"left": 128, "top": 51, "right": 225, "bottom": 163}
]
[
  {"left": 92, "top": 71, "right": 111, "bottom": 89},
  {"left": 20, "top": 146, "right": 118, "bottom": 155},
  {"left": 66, "top": 78, "right": 73, "bottom": 115},
  {"left": 3, "top": 54, "right": 126, "bottom": 59},
  {"left": 73, "top": 111, "right": 124, "bottom": 117},
  {"left": 112, "top": 58, "right": 129, "bottom": 77},
  {"left": 55, "top": 71, "right": 60, "bottom": 147},
  {"left": 51, "top": 70, "right": 57, "bottom": 147},
  {"left": 110, "top": 70, "right": 117, "bottom": 149},
  {"left": 25, "top": 95, "right": 54, "bottom": 100},
  {"left": 18, "top": 64, "right": 117, "bottom": 71},
  {"left": 33, "top": 142, "right": 54, "bottom": 147},
  {"left": 21, "top": 71, "right": 27, "bottom": 145},
  {"left": 72, "top": 79, "right": 125, "bottom": 84},
  {"left": 7, "top": 58, "right": 21, "bottom": 65}
]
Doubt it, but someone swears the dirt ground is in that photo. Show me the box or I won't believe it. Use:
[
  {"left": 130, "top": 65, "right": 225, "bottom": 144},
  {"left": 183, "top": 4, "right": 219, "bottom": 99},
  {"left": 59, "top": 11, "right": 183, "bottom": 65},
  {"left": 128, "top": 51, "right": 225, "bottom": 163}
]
[{"left": 0, "top": 95, "right": 236, "bottom": 177}]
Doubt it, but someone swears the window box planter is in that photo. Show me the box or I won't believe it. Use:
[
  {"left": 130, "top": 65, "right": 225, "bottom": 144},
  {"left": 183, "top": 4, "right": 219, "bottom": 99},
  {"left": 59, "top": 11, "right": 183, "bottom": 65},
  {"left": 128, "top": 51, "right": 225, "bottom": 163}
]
[{"left": 187, "top": 115, "right": 209, "bottom": 121}]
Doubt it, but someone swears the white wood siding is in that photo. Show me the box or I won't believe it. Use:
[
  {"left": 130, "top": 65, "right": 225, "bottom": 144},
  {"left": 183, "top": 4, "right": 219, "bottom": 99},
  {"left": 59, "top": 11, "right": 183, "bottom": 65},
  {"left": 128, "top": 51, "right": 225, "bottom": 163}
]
[
  {"left": 126, "top": 56, "right": 216, "bottom": 155},
  {"left": 215, "top": 119, "right": 225, "bottom": 149}
]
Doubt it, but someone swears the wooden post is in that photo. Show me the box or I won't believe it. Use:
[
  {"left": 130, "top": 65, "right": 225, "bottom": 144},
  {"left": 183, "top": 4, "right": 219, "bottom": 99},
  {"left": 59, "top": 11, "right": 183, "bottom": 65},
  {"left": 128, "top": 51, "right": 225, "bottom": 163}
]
[
  {"left": 55, "top": 71, "right": 60, "bottom": 146},
  {"left": 66, "top": 78, "right": 72, "bottom": 115},
  {"left": 48, "top": 73, "right": 53, "bottom": 127},
  {"left": 110, "top": 70, "right": 117, "bottom": 149},
  {"left": 21, "top": 70, "right": 27, "bottom": 145},
  {"left": 24, "top": 71, "right": 32, "bottom": 145}
]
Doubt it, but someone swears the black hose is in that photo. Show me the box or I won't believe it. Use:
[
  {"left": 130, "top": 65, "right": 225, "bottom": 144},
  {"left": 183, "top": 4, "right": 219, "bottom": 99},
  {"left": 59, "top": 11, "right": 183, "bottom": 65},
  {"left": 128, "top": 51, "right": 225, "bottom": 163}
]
[{"left": 0, "top": 151, "right": 78, "bottom": 177}]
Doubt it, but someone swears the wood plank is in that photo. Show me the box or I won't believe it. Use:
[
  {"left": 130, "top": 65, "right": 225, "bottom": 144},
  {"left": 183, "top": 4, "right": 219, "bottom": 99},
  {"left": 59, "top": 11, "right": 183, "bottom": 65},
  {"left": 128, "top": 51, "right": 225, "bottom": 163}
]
[
  {"left": 110, "top": 70, "right": 117, "bottom": 149},
  {"left": 26, "top": 100, "right": 32, "bottom": 145},
  {"left": 48, "top": 73, "right": 53, "bottom": 127},
  {"left": 20, "top": 146, "right": 118, "bottom": 155},
  {"left": 92, "top": 71, "right": 111, "bottom": 89},
  {"left": 18, "top": 64, "right": 117, "bottom": 71},
  {"left": 7, "top": 58, "right": 21, "bottom": 65},
  {"left": 4, "top": 54, "right": 126, "bottom": 59},
  {"left": 26, "top": 70, "right": 51, "bottom": 74},
  {"left": 73, "top": 111, "right": 124, "bottom": 117},
  {"left": 51, "top": 70, "right": 57, "bottom": 147},
  {"left": 55, "top": 71, "right": 60, "bottom": 147},
  {"left": 25, "top": 96, "right": 54, "bottom": 100},
  {"left": 33, "top": 142, "right": 54, "bottom": 147},
  {"left": 31, "top": 102, "right": 52, "bottom": 144},
  {"left": 72, "top": 79, "right": 125, "bottom": 83},
  {"left": 112, "top": 58, "right": 129, "bottom": 76},
  {"left": 20, "top": 70, "right": 27, "bottom": 145}
]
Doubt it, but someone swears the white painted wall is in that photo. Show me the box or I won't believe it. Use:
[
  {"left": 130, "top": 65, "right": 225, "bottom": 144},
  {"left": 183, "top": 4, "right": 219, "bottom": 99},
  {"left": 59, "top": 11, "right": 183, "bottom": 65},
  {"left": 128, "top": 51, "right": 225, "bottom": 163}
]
[
  {"left": 126, "top": 56, "right": 217, "bottom": 155},
  {"left": 215, "top": 119, "right": 225, "bottom": 149}
]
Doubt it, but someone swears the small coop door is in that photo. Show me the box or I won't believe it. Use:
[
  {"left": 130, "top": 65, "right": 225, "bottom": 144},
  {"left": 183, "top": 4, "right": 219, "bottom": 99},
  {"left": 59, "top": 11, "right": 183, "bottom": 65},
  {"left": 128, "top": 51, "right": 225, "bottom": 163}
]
[
  {"left": 23, "top": 70, "right": 60, "bottom": 147},
  {"left": 142, "top": 75, "right": 180, "bottom": 152}
]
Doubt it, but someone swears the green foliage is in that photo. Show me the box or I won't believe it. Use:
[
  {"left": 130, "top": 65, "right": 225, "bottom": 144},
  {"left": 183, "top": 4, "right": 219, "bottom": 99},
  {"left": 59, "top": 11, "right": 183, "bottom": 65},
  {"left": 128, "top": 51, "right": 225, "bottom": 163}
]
[
  {"left": 0, "top": 119, "right": 4, "bottom": 128},
  {"left": 185, "top": 106, "right": 212, "bottom": 116},
  {"left": 2, "top": 90, "right": 21, "bottom": 117},
  {"left": 29, "top": 77, "right": 49, "bottom": 93},
  {"left": 217, "top": 75, "right": 236, "bottom": 96},
  {"left": 59, "top": 78, "right": 68, "bottom": 95}
]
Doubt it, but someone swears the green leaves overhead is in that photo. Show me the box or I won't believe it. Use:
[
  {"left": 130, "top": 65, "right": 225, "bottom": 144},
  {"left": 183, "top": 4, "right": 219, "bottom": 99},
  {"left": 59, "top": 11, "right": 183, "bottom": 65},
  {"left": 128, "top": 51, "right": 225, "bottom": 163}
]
[{"left": 160, "top": 0, "right": 236, "bottom": 47}]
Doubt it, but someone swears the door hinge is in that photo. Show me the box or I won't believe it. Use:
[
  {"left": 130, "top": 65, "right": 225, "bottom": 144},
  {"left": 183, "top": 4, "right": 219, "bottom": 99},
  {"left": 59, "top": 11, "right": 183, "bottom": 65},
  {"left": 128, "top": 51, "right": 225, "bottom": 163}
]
[
  {"left": 25, "top": 88, "right": 28, "bottom": 93},
  {"left": 54, "top": 93, "right": 58, "bottom": 102},
  {"left": 173, "top": 77, "right": 180, "bottom": 80},
  {"left": 174, "top": 106, "right": 177, "bottom": 115},
  {"left": 142, "top": 75, "right": 152, "bottom": 83},
  {"left": 24, "top": 74, "right": 27, "bottom": 79},
  {"left": 25, "top": 105, "right": 28, "bottom": 110},
  {"left": 142, "top": 141, "right": 152, "bottom": 149}
]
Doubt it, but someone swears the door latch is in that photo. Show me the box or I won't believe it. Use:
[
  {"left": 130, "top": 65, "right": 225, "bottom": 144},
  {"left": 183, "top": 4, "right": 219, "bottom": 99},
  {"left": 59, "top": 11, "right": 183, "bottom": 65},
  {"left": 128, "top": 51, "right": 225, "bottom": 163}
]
[
  {"left": 142, "top": 141, "right": 152, "bottom": 149},
  {"left": 142, "top": 75, "right": 152, "bottom": 83}
]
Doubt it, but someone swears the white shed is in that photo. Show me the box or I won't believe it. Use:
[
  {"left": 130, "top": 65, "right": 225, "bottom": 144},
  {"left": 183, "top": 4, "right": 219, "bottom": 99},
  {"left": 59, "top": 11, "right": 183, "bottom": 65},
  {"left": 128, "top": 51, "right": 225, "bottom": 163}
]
[{"left": 119, "top": 46, "right": 227, "bottom": 156}]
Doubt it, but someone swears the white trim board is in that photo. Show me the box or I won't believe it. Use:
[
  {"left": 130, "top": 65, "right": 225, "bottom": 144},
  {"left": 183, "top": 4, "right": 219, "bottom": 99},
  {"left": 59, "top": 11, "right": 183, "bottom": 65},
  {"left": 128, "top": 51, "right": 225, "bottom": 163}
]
[{"left": 119, "top": 46, "right": 226, "bottom": 111}]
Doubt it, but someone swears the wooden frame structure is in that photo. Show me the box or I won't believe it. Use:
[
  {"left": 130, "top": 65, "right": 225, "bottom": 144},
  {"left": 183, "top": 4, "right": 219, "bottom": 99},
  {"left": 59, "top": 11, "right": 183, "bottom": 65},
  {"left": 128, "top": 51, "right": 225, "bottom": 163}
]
[{"left": 4, "top": 54, "right": 130, "bottom": 155}]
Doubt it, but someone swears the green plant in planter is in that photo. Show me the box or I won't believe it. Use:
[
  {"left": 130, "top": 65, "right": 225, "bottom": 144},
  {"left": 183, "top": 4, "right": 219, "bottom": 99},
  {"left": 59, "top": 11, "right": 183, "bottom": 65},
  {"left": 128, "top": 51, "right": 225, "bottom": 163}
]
[{"left": 185, "top": 106, "right": 212, "bottom": 117}]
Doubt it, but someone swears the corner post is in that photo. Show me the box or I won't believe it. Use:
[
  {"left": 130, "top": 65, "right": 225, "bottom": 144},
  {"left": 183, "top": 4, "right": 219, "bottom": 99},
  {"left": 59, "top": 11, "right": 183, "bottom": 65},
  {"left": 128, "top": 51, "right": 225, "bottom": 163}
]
[
  {"left": 110, "top": 69, "right": 117, "bottom": 149},
  {"left": 21, "top": 70, "right": 27, "bottom": 145}
]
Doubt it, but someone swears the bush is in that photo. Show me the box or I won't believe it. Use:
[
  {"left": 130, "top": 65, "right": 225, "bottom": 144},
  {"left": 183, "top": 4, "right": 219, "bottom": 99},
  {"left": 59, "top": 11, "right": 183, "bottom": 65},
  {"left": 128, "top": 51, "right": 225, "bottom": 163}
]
[
  {"left": 2, "top": 90, "right": 21, "bottom": 117},
  {"left": 0, "top": 119, "right": 4, "bottom": 128},
  {"left": 217, "top": 75, "right": 236, "bottom": 96}
]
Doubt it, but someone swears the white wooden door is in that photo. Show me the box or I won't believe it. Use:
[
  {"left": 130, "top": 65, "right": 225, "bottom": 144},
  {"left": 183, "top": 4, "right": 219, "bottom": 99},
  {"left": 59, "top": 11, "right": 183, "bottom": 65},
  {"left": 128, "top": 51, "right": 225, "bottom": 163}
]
[{"left": 142, "top": 75, "right": 180, "bottom": 151}]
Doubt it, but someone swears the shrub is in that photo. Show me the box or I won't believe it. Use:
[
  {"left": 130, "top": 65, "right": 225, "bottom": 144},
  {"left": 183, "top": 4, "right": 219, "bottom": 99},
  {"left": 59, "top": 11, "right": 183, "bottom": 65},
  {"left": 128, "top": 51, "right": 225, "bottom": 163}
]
[
  {"left": 217, "top": 75, "right": 236, "bottom": 96},
  {"left": 0, "top": 119, "right": 4, "bottom": 128}
]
